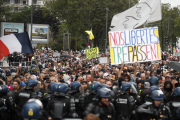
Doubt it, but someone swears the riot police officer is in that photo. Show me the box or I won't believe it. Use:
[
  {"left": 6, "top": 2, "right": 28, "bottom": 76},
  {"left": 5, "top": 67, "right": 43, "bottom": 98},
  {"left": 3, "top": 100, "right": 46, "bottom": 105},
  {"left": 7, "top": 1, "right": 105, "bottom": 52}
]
[
  {"left": 21, "top": 99, "right": 44, "bottom": 120},
  {"left": 102, "top": 84, "right": 115, "bottom": 103},
  {"left": 177, "top": 106, "right": 180, "bottom": 120},
  {"left": 0, "top": 68, "right": 5, "bottom": 81},
  {"left": 0, "top": 85, "right": 15, "bottom": 120},
  {"left": 129, "top": 82, "right": 141, "bottom": 106},
  {"left": 140, "top": 76, "right": 159, "bottom": 104},
  {"left": 5, "top": 69, "right": 11, "bottom": 77},
  {"left": 46, "top": 83, "right": 79, "bottom": 119},
  {"left": 84, "top": 88, "right": 115, "bottom": 120},
  {"left": 41, "top": 82, "right": 58, "bottom": 108},
  {"left": 143, "top": 86, "right": 159, "bottom": 105},
  {"left": 85, "top": 82, "right": 102, "bottom": 105},
  {"left": 137, "top": 90, "right": 172, "bottom": 120},
  {"left": 16, "top": 79, "right": 39, "bottom": 118},
  {"left": 114, "top": 82, "right": 136, "bottom": 120},
  {"left": 70, "top": 81, "right": 83, "bottom": 117},
  {"left": 166, "top": 87, "right": 180, "bottom": 120}
]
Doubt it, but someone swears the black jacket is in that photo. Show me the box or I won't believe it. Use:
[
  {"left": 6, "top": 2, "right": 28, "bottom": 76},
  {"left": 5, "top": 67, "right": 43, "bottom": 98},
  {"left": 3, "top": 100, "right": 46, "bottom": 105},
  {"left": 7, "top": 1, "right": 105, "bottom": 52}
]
[{"left": 84, "top": 101, "right": 115, "bottom": 120}]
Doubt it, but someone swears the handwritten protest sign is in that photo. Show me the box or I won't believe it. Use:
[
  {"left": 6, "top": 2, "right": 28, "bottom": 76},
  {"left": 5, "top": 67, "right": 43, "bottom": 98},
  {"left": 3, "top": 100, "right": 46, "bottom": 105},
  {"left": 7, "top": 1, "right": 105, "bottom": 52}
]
[
  {"left": 86, "top": 47, "right": 99, "bottom": 59},
  {"left": 109, "top": 27, "right": 161, "bottom": 65}
]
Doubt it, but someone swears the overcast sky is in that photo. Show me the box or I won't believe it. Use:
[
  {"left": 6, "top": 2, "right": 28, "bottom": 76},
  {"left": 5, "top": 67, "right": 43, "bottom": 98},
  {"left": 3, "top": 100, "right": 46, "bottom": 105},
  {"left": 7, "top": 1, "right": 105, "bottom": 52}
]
[{"left": 161, "top": 0, "right": 180, "bottom": 8}]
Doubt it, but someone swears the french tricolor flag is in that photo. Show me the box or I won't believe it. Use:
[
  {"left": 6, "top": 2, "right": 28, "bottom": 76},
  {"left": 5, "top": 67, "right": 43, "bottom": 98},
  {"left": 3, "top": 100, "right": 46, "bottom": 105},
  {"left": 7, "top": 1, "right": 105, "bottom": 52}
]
[{"left": 0, "top": 32, "right": 34, "bottom": 60}]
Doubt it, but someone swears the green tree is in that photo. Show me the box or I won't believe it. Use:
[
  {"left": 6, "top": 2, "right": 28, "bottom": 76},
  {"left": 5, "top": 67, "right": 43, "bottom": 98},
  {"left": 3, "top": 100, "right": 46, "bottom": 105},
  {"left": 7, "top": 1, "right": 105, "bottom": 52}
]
[
  {"left": 46, "top": 0, "right": 138, "bottom": 51},
  {"left": 147, "top": 4, "right": 180, "bottom": 51}
]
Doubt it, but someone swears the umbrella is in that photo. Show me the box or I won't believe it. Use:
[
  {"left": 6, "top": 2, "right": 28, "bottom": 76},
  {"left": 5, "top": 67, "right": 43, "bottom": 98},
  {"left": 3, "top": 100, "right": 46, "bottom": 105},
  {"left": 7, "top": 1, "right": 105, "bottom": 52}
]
[
  {"left": 167, "top": 62, "right": 180, "bottom": 72},
  {"left": 60, "top": 55, "right": 72, "bottom": 58}
]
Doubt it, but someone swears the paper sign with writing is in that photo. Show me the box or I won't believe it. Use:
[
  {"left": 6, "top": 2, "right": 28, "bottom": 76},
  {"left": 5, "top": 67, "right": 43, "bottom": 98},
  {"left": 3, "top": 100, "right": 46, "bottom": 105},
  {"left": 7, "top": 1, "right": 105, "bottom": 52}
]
[
  {"left": 86, "top": 47, "right": 99, "bottom": 59},
  {"left": 53, "top": 53, "right": 60, "bottom": 57},
  {"left": 109, "top": 27, "right": 161, "bottom": 64},
  {"left": 99, "top": 57, "right": 108, "bottom": 63}
]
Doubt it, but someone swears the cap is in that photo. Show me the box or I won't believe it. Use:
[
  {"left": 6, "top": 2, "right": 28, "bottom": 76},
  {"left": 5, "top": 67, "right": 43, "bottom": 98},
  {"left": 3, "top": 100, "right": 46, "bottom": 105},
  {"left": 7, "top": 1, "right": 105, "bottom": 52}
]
[
  {"left": 103, "top": 73, "right": 109, "bottom": 78},
  {"left": 165, "top": 75, "right": 171, "bottom": 78},
  {"left": 44, "top": 79, "right": 51, "bottom": 83}
]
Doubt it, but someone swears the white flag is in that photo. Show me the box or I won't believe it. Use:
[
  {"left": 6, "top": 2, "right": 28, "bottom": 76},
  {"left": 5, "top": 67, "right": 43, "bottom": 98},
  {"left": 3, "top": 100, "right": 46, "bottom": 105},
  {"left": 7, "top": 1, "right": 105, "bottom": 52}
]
[{"left": 110, "top": 0, "right": 161, "bottom": 31}]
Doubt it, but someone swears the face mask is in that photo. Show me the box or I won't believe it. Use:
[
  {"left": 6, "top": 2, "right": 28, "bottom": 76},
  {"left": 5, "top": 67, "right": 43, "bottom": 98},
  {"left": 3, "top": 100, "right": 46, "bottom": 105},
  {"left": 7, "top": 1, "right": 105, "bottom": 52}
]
[
  {"left": 165, "top": 88, "right": 172, "bottom": 91},
  {"left": 72, "top": 75, "right": 75, "bottom": 78},
  {"left": 1, "top": 73, "right": 4, "bottom": 77},
  {"left": 83, "top": 75, "right": 86, "bottom": 79}
]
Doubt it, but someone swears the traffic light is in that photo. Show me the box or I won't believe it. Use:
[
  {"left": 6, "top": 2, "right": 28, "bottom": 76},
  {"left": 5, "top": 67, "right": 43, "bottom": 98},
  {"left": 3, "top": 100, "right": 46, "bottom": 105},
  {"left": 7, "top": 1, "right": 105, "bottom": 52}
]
[{"left": 165, "top": 37, "right": 168, "bottom": 44}]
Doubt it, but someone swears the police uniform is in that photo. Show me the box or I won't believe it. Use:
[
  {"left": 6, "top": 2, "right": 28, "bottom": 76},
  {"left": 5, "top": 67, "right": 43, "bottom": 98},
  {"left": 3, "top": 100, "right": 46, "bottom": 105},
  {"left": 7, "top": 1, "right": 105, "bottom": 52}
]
[
  {"left": 137, "top": 90, "right": 172, "bottom": 120},
  {"left": 46, "top": 83, "right": 79, "bottom": 119},
  {"left": 115, "top": 82, "right": 136, "bottom": 120},
  {"left": 0, "top": 85, "right": 16, "bottom": 120},
  {"left": 16, "top": 79, "right": 39, "bottom": 119},
  {"left": 70, "top": 81, "right": 83, "bottom": 117},
  {"left": 84, "top": 88, "right": 115, "bottom": 120},
  {"left": 166, "top": 87, "right": 180, "bottom": 120},
  {"left": 84, "top": 82, "right": 102, "bottom": 105},
  {"left": 21, "top": 99, "right": 44, "bottom": 120}
]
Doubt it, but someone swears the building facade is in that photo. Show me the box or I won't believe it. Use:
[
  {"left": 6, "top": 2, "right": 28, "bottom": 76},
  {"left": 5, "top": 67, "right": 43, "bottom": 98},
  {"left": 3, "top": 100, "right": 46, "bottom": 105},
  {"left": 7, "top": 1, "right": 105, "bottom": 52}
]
[{"left": 4, "top": 0, "right": 51, "bottom": 10}]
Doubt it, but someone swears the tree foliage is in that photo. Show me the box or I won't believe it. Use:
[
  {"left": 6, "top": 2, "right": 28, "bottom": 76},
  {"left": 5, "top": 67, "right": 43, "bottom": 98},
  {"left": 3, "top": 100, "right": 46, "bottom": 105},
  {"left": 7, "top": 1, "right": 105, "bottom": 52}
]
[
  {"left": 46, "top": 0, "right": 138, "bottom": 51},
  {"left": 147, "top": 4, "right": 180, "bottom": 51}
]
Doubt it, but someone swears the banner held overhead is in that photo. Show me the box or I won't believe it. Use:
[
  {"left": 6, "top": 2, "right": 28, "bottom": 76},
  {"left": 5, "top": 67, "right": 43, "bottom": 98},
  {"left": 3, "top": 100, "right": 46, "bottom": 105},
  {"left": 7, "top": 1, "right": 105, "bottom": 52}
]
[{"left": 109, "top": 27, "right": 161, "bottom": 65}]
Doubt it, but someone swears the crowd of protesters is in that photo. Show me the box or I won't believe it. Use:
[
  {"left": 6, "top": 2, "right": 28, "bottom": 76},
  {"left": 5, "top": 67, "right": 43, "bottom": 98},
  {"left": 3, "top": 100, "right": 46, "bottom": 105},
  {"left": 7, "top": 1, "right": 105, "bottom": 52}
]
[{"left": 0, "top": 46, "right": 180, "bottom": 120}]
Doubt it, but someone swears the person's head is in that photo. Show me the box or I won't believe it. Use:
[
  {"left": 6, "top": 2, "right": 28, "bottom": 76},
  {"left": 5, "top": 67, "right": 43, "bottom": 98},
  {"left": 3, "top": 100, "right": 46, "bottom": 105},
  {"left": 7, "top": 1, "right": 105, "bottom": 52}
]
[
  {"left": 71, "top": 81, "right": 81, "bottom": 92},
  {"left": 164, "top": 81, "right": 173, "bottom": 92},
  {"left": 151, "top": 90, "right": 164, "bottom": 107},
  {"left": 100, "top": 78, "right": 106, "bottom": 84},
  {"left": 158, "top": 84, "right": 164, "bottom": 90},
  {"left": 21, "top": 99, "right": 43, "bottom": 119},
  {"left": 162, "top": 71, "right": 166, "bottom": 77},
  {"left": 83, "top": 114, "right": 100, "bottom": 120},
  {"left": 140, "top": 73, "right": 146, "bottom": 80},
  {"left": 103, "top": 73, "right": 109, "bottom": 80},
  {"left": 26, "top": 79, "right": 38, "bottom": 90},
  {"left": 50, "top": 76, "right": 57, "bottom": 83},
  {"left": 49, "top": 68, "right": 55, "bottom": 77},
  {"left": 24, "top": 73, "right": 30, "bottom": 83},
  {"left": 154, "top": 100, "right": 162, "bottom": 107},
  {"left": 81, "top": 81, "right": 88, "bottom": 91},
  {"left": 6, "top": 76, "right": 12, "bottom": 85},
  {"left": 165, "top": 75, "right": 171, "bottom": 81},
  {"left": 137, "top": 80, "right": 143, "bottom": 89},
  {"left": 146, "top": 71, "right": 150, "bottom": 76},
  {"left": 149, "top": 76, "right": 159, "bottom": 86},
  {"left": 58, "top": 72, "right": 63, "bottom": 78},
  {"left": 106, "top": 81, "right": 112, "bottom": 88},
  {"left": 43, "top": 79, "right": 51, "bottom": 89},
  {"left": 123, "top": 74, "right": 130, "bottom": 82},
  {"left": 12, "top": 80, "right": 20, "bottom": 90},
  {"left": 97, "top": 88, "right": 110, "bottom": 106},
  {"left": 121, "top": 82, "right": 131, "bottom": 94},
  {"left": 118, "top": 77, "right": 125, "bottom": 88}
]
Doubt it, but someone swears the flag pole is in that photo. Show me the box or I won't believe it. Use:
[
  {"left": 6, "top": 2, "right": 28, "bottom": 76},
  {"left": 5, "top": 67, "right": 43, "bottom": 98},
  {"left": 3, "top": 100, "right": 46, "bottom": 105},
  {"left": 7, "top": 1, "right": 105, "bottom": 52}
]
[
  {"left": 104, "top": 8, "right": 109, "bottom": 53},
  {"left": 31, "top": 0, "right": 40, "bottom": 74}
]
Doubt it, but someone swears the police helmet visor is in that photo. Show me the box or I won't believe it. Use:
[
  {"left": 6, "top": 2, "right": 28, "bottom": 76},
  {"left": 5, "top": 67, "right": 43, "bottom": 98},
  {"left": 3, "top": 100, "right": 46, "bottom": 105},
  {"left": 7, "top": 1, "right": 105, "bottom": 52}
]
[{"left": 130, "top": 84, "right": 137, "bottom": 94}]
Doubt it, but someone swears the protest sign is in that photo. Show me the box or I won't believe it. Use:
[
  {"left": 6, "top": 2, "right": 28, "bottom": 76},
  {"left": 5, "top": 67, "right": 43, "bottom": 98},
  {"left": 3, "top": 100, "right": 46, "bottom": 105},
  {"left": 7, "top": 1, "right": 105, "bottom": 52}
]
[
  {"left": 173, "top": 52, "right": 180, "bottom": 56},
  {"left": 109, "top": 27, "right": 161, "bottom": 65},
  {"left": 99, "top": 57, "right": 108, "bottom": 63},
  {"left": 86, "top": 47, "right": 99, "bottom": 59},
  {"left": 53, "top": 53, "right": 60, "bottom": 57}
]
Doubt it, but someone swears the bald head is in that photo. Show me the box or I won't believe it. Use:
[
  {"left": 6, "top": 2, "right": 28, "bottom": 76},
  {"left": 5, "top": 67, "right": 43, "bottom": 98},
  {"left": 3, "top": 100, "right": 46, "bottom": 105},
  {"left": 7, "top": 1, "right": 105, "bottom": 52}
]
[{"left": 140, "top": 73, "right": 146, "bottom": 80}]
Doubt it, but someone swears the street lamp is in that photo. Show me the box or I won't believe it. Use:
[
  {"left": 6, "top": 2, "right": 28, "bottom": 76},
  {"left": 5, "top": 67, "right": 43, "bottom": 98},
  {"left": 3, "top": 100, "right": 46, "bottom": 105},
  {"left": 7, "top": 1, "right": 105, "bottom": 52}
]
[{"left": 30, "top": 0, "right": 33, "bottom": 41}]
